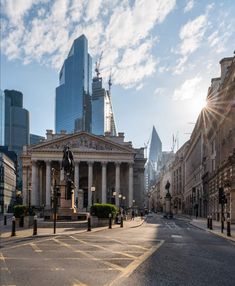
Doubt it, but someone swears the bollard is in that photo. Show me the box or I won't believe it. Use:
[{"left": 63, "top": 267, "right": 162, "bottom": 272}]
[
  {"left": 227, "top": 218, "right": 231, "bottom": 237},
  {"left": 4, "top": 215, "right": 7, "bottom": 225},
  {"left": 209, "top": 215, "right": 212, "bottom": 230},
  {"left": 221, "top": 216, "right": 224, "bottom": 233},
  {"left": 11, "top": 216, "right": 16, "bottom": 237},
  {"left": 108, "top": 213, "right": 112, "bottom": 229},
  {"left": 33, "top": 215, "right": 37, "bottom": 235},
  {"left": 87, "top": 215, "right": 91, "bottom": 231},
  {"left": 120, "top": 215, "right": 123, "bottom": 228},
  {"left": 210, "top": 215, "right": 213, "bottom": 230}
]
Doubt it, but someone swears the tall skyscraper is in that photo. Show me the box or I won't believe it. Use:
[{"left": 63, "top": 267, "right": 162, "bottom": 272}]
[
  {"left": 145, "top": 126, "right": 162, "bottom": 191},
  {"left": 55, "top": 34, "right": 92, "bottom": 133},
  {"left": 4, "top": 89, "right": 30, "bottom": 156},
  {"left": 91, "top": 75, "right": 117, "bottom": 136},
  {"left": 0, "top": 90, "right": 4, "bottom": 145}
]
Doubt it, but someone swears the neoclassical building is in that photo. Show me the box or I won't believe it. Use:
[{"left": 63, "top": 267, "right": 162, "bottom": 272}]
[{"left": 21, "top": 130, "right": 146, "bottom": 212}]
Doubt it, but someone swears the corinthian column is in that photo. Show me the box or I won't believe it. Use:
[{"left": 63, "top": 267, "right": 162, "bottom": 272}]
[
  {"left": 128, "top": 163, "right": 134, "bottom": 208},
  {"left": 101, "top": 162, "right": 107, "bottom": 203},
  {"left": 115, "top": 162, "right": 120, "bottom": 207},
  {"left": 45, "top": 160, "right": 51, "bottom": 208},
  {"left": 88, "top": 161, "right": 93, "bottom": 209},
  {"left": 31, "top": 161, "right": 38, "bottom": 206},
  {"left": 74, "top": 161, "right": 80, "bottom": 192}
]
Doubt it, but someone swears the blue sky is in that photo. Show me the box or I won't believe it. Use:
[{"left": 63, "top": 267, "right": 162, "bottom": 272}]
[{"left": 1, "top": 0, "right": 235, "bottom": 151}]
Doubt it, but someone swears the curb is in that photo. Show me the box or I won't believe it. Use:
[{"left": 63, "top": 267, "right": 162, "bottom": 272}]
[
  {"left": 189, "top": 221, "right": 235, "bottom": 243},
  {"left": 0, "top": 220, "right": 145, "bottom": 241}
]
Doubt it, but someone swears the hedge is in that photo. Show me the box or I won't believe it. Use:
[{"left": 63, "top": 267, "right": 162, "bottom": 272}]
[
  {"left": 90, "top": 203, "right": 118, "bottom": 218},
  {"left": 13, "top": 205, "right": 27, "bottom": 218}
]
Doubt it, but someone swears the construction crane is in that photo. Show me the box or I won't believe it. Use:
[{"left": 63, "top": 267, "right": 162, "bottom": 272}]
[
  {"left": 95, "top": 51, "right": 103, "bottom": 77},
  {"left": 108, "top": 68, "right": 112, "bottom": 93}
]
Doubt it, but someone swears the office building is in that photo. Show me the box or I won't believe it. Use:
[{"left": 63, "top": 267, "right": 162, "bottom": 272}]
[
  {"left": 4, "top": 89, "right": 30, "bottom": 156},
  {"left": 145, "top": 126, "right": 162, "bottom": 191},
  {"left": 55, "top": 34, "right": 92, "bottom": 134},
  {"left": 91, "top": 76, "right": 117, "bottom": 136},
  {"left": 0, "top": 151, "right": 17, "bottom": 213},
  {"left": 30, "top": 134, "right": 45, "bottom": 145},
  {"left": 0, "top": 90, "right": 4, "bottom": 145}
]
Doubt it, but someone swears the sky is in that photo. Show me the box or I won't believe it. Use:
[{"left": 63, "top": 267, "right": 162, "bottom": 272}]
[{"left": 1, "top": 0, "right": 235, "bottom": 151}]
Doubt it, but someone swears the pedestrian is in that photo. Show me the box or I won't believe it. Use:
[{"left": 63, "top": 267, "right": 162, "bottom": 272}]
[{"left": 131, "top": 210, "right": 135, "bottom": 220}]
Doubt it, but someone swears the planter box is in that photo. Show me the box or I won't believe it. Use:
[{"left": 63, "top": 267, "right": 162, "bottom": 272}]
[{"left": 91, "top": 216, "right": 111, "bottom": 227}]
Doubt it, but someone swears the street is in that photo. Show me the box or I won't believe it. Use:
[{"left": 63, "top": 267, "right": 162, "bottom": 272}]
[{"left": 1, "top": 214, "right": 235, "bottom": 286}]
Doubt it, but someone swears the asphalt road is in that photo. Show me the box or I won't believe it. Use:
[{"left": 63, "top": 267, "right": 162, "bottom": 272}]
[{"left": 1, "top": 214, "right": 235, "bottom": 286}]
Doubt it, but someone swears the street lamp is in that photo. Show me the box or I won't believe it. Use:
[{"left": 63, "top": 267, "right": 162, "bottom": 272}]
[
  {"left": 112, "top": 191, "right": 116, "bottom": 205},
  {"left": 119, "top": 194, "right": 122, "bottom": 208},
  {"left": 91, "top": 186, "right": 96, "bottom": 206},
  {"left": 122, "top": 196, "right": 126, "bottom": 208}
]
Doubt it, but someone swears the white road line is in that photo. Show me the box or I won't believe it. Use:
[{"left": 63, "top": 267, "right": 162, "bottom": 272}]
[
  {"left": 30, "top": 243, "right": 42, "bottom": 253},
  {"left": 171, "top": 235, "right": 182, "bottom": 238},
  {"left": 105, "top": 240, "right": 165, "bottom": 286}
]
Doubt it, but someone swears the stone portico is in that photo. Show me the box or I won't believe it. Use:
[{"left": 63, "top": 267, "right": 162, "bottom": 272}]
[{"left": 21, "top": 131, "right": 146, "bottom": 212}]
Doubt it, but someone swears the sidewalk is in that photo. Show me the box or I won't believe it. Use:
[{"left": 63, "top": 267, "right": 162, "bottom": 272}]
[
  {"left": 175, "top": 214, "right": 235, "bottom": 243},
  {"left": 0, "top": 216, "right": 145, "bottom": 240}
]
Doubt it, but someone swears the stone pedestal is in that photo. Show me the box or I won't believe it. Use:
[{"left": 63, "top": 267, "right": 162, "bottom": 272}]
[
  {"left": 77, "top": 189, "right": 84, "bottom": 212},
  {"left": 165, "top": 192, "right": 173, "bottom": 218},
  {"left": 57, "top": 181, "right": 77, "bottom": 220}
]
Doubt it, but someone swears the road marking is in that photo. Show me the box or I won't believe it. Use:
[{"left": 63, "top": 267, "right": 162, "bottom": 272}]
[
  {"left": 53, "top": 237, "right": 124, "bottom": 272},
  {"left": 171, "top": 235, "right": 182, "bottom": 238},
  {"left": 105, "top": 240, "right": 165, "bottom": 286},
  {"left": 70, "top": 236, "right": 137, "bottom": 259},
  {"left": 72, "top": 279, "right": 88, "bottom": 286},
  {"left": 30, "top": 243, "right": 42, "bottom": 253},
  {"left": 51, "top": 267, "right": 65, "bottom": 271},
  {"left": 1, "top": 236, "right": 60, "bottom": 250},
  {"left": 0, "top": 252, "right": 11, "bottom": 273}
]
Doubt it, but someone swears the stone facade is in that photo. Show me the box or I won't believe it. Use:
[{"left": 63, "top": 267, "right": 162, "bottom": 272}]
[
  {"left": 21, "top": 131, "right": 146, "bottom": 212},
  {"left": 149, "top": 55, "right": 235, "bottom": 223},
  {"left": 0, "top": 152, "right": 16, "bottom": 213},
  {"left": 202, "top": 57, "right": 235, "bottom": 222}
]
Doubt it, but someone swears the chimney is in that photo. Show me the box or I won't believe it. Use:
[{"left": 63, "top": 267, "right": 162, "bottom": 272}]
[
  {"left": 46, "top": 129, "right": 53, "bottom": 140},
  {"left": 220, "top": 57, "right": 233, "bottom": 82}
]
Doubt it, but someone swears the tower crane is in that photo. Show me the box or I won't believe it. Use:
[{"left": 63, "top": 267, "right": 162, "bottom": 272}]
[
  {"left": 95, "top": 51, "right": 103, "bottom": 77},
  {"left": 108, "top": 68, "right": 112, "bottom": 94}
]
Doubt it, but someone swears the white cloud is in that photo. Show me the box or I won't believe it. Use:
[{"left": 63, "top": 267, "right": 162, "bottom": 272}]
[
  {"left": 173, "top": 76, "right": 202, "bottom": 100},
  {"left": 179, "top": 15, "right": 207, "bottom": 56},
  {"left": 154, "top": 87, "right": 165, "bottom": 96},
  {"left": 184, "top": 0, "right": 194, "bottom": 13},
  {"left": 1, "top": 0, "right": 176, "bottom": 89},
  {"left": 85, "top": 0, "right": 103, "bottom": 21},
  {"left": 106, "top": 0, "right": 176, "bottom": 49},
  {"left": 136, "top": 83, "right": 144, "bottom": 90}
]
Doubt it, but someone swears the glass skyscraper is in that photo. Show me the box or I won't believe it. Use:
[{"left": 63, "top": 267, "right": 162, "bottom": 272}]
[
  {"left": 91, "top": 76, "right": 117, "bottom": 136},
  {"left": 4, "top": 90, "right": 30, "bottom": 156},
  {"left": 0, "top": 90, "right": 5, "bottom": 145},
  {"left": 55, "top": 34, "right": 92, "bottom": 133}
]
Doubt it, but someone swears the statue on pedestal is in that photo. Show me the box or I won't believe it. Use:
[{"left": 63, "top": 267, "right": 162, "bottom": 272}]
[{"left": 62, "top": 146, "right": 74, "bottom": 199}]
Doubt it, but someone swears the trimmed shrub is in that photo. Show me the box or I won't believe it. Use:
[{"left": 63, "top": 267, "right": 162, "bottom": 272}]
[
  {"left": 13, "top": 205, "right": 27, "bottom": 218},
  {"left": 90, "top": 204, "right": 118, "bottom": 218}
]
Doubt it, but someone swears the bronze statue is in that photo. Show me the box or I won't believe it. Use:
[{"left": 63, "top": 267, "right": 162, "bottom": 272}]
[
  {"left": 62, "top": 146, "right": 74, "bottom": 199},
  {"left": 165, "top": 180, "right": 171, "bottom": 193}
]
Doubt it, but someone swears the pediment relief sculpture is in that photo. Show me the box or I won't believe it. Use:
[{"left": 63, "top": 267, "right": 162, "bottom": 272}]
[{"left": 33, "top": 135, "right": 130, "bottom": 152}]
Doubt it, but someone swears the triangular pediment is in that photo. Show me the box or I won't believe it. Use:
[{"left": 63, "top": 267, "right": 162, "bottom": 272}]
[{"left": 31, "top": 132, "right": 133, "bottom": 153}]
